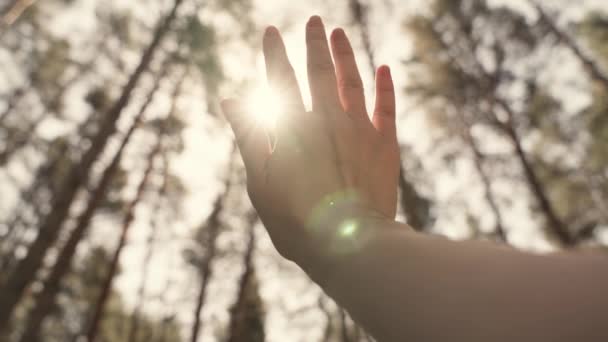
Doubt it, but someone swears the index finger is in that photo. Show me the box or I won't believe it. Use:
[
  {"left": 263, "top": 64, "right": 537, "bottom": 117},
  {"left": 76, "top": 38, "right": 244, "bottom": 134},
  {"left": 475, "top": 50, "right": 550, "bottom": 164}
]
[{"left": 263, "top": 26, "right": 305, "bottom": 114}]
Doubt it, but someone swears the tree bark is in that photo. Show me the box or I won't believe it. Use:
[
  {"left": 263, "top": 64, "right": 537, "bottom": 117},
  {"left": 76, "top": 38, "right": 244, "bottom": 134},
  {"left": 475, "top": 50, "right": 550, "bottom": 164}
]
[
  {"left": 339, "top": 309, "right": 351, "bottom": 342},
  {"left": 0, "top": 0, "right": 183, "bottom": 330},
  {"left": 318, "top": 296, "right": 334, "bottom": 342},
  {"left": 17, "top": 62, "right": 169, "bottom": 342},
  {"left": 0, "top": 33, "right": 110, "bottom": 166},
  {"left": 458, "top": 110, "right": 507, "bottom": 241},
  {"left": 126, "top": 158, "right": 170, "bottom": 342},
  {"left": 226, "top": 212, "right": 264, "bottom": 342},
  {"left": 85, "top": 67, "right": 186, "bottom": 341},
  {"left": 498, "top": 100, "right": 574, "bottom": 246},
  {"left": 533, "top": 2, "right": 608, "bottom": 90},
  {"left": 0, "top": 87, "right": 25, "bottom": 128},
  {"left": 430, "top": 17, "right": 572, "bottom": 246},
  {"left": 85, "top": 136, "right": 162, "bottom": 342},
  {"left": 189, "top": 149, "right": 236, "bottom": 342}
]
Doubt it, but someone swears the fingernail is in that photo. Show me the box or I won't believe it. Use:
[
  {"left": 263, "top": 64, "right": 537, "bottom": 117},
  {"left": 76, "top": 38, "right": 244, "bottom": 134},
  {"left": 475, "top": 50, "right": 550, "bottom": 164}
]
[
  {"left": 333, "top": 28, "right": 345, "bottom": 38},
  {"left": 265, "top": 26, "right": 279, "bottom": 38},
  {"left": 379, "top": 65, "right": 391, "bottom": 77},
  {"left": 308, "top": 15, "right": 323, "bottom": 26}
]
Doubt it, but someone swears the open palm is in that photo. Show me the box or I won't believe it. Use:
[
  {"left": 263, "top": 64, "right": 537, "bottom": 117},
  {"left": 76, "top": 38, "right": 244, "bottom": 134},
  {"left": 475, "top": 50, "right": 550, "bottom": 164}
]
[{"left": 222, "top": 16, "right": 399, "bottom": 265}]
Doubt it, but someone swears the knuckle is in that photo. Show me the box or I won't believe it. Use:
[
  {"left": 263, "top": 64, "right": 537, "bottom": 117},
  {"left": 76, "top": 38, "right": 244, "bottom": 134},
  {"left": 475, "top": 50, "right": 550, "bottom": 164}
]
[
  {"left": 277, "top": 63, "right": 296, "bottom": 77},
  {"left": 338, "top": 76, "right": 363, "bottom": 91},
  {"left": 309, "top": 60, "right": 335, "bottom": 73},
  {"left": 374, "top": 108, "right": 394, "bottom": 117},
  {"left": 334, "top": 41, "right": 352, "bottom": 54}
]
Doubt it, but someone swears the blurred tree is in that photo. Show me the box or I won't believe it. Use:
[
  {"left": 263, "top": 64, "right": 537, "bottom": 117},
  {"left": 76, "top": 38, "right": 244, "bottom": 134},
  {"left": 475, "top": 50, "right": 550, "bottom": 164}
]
[
  {"left": 3, "top": 0, "right": 605, "bottom": 341},
  {"left": 404, "top": 0, "right": 606, "bottom": 246},
  {"left": 126, "top": 153, "right": 181, "bottom": 342},
  {"left": 533, "top": 2, "right": 608, "bottom": 89},
  {"left": 52, "top": 246, "right": 182, "bottom": 342},
  {"left": 0, "top": 12, "right": 121, "bottom": 166},
  {"left": 0, "top": 0, "right": 185, "bottom": 330},
  {"left": 185, "top": 150, "right": 235, "bottom": 342},
  {"left": 16, "top": 58, "right": 175, "bottom": 342},
  {"left": 226, "top": 212, "right": 265, "bottom": 342},
  {"left": 84, "top": 74, "right": 186, "bottom": 342},
  {"left": 348, "top": 0, "right": 433, "bottom": 231}
]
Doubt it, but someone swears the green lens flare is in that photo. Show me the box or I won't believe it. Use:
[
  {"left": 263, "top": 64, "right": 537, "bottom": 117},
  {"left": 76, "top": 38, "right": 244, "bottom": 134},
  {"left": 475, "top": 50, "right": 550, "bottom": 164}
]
[{"left": 338, "top": 220, "right": 359, "bottom": 238}]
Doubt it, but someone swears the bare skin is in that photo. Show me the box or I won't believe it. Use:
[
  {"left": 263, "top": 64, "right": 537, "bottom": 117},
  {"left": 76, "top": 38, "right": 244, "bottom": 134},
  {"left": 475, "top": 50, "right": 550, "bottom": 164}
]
[
  {"left": 221, "top": 16, "right": 399, "bottom": 269},
  {"left": 221, "top": 16, "right": 608, "bottom": 342}
]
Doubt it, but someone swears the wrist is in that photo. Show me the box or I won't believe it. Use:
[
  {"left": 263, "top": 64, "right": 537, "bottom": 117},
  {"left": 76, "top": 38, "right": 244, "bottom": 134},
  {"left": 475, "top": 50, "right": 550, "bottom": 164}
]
[{"left": 299, "top": 190, "right": 391, "bottom": 286}]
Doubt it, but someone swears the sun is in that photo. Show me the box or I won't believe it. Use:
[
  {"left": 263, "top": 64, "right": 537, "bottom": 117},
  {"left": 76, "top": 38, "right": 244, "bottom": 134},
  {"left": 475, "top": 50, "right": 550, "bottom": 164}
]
[{"left": 245, "top": 85, "right": 284, "bottom": 130}]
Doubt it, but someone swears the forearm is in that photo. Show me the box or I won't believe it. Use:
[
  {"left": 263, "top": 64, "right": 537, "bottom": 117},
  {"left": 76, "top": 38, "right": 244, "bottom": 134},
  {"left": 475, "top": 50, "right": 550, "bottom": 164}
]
[{"left": 306, "top": 218, "right": 608, "bottom": 341}]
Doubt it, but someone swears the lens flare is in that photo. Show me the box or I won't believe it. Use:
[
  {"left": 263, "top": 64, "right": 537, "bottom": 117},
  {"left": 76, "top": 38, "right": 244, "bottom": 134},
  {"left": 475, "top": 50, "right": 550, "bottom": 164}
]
[
  {"left": 246, "top": 86, "right": 284, "bottom": 130},
  {"left": 338, "top": 220, "right": 359, "bottom": 238}
]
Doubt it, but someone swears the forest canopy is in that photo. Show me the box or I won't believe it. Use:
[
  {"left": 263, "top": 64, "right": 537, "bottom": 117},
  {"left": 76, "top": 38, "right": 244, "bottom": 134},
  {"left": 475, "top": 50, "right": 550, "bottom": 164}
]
[{"left": 0, "top": 0, "right": 607, "bottom": 341}]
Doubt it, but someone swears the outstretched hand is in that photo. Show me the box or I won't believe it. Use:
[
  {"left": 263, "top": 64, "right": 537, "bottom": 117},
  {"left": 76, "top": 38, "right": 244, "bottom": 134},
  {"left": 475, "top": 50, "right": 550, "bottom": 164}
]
[{"left": 221, "top": 16, "right": 400, "bottom": 269}]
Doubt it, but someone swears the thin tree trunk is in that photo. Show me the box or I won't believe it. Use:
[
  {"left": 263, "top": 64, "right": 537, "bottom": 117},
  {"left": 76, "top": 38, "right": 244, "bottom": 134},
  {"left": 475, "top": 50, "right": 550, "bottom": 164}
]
[
  {"left": 0, "top": 32, "right": 134, "bottom": 271},
  {"left": 0, "top": 154, "right": 60, "bottom": 274},
  {"left": 348, "top": 0, "right": 376, "bottom": 75},
  {"left": 189, "top": 148, "right": 237, "bottom": 342},
  {"left": 17, "top": 63, "right": 169, "bottom": 342},
  {"left": 126, "top": 158, "right": 170, "bottom": 342},
  {"left": 498, "top": 100, "right": 574, "bottom": 246},
  {"left": 532, "top": 4, "right": 608, "bottom": 235},
  {"left": 85, "top": 67, "right": 186, "bottom": 341},
  {"left": 458, "top": 110, "right": 507, "bottom": 241},
  {"left": 0, "top": 87, "right": 25, "bottom": 129},
  {"left": 155, "top": 265, "right": 178, "bottom": 342},
  {"left": 0, "top": 110, "right": 99, "bottom": 270},
  {"left": 430, "top": 20, "right": 572, "bottom": 246},
  {"left": 0, "top": 33, "right": 114, "bottom": 167},
  {"left": 85, "top": 136, "right": 163, "bottom": 342},
  {"left": 188, "top": 240, "right": 214, "bottom": 342},
  {"left": 226, "top": 212, "right": 264, "bottom": 342},
  {"left": 533, "top": 2, "right": 608, "bottom": 90},
  {"left": 339, "top": 309, "right": 351, "bottom": 342},
  {"left": 349, "top": 0, "right": 431, "bottom": 230},
  {"left": 0, "top": 0, "right": 183, "bottom": 330},
  {"left": 318, "top": 296, "right": 334, "bottom": 342}
]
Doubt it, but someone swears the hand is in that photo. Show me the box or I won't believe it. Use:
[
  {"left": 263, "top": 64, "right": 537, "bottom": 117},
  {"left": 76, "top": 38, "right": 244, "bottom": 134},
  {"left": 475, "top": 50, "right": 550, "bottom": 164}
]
[{"left": 221, "top": 16, "right": 399, "bottom": 270}]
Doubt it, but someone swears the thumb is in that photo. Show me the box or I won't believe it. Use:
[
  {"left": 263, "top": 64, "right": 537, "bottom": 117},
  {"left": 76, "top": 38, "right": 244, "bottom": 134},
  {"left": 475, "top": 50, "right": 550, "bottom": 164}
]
[{"left": 221, "top": 98, "right": 270, "bottom": 175}]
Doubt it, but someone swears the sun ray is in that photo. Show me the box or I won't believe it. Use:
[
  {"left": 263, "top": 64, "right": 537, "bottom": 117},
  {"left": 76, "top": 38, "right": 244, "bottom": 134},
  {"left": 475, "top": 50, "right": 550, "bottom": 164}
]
[{"left": 245, "top": 85, "right": 284, "bottom": 130}]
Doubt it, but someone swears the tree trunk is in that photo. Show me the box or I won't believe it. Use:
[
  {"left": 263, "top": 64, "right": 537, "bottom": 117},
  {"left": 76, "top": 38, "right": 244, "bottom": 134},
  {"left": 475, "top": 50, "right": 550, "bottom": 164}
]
[
  {"left": 155, "top": 271, "right": 178, "bottom": 342},
  {"left": 189, "top": 149, "right": 237, "bottom": 342},
  {"left": 226, "top": 212, "right": 265, "bottom": 342},
  {"left": 85, "top": 136, "right": 162, "bottom": 342},
  {"left": 17, "top": 63, "right": 168, "bottom": 342},
  {"left": 0, "top": 0, "right": 183, "bottom": 330},
  {"left": 498, "top": 100, "right": 574, "bottom": 246},
  {"left": 126, "top": 158, "right": 170, "bottom": 342},
  {"left": 458, "top": 110, "right": 507, "bottom": 241},
  {"left": 0, "top": 87, "right": 25, "bottom": 128},
  {"left": 430, "top": 19, "right": 572, "bottom": 247},
  {"left": 339, "top": 309, "right": 351, "bottom": 342},
  {"left": 533, "top": 2, "right": 608, "bottom": 90},
  {"left": 85, "top": 67, "right": 187, "bottom": 341},
  {"left": 0, "top": 108, "right": 100, "bottom": 271},
  {"left": 348, "top": 0, "right": 431, "bottom": 230},
  {"left": 318, "top": 296, "right": 334, "bottom": 342},
  {"left": 0, "top": 155, "right": 59, "bottom": 272},
  {"left": 0, "top": 33, "right": 110, "bottom": 166}
]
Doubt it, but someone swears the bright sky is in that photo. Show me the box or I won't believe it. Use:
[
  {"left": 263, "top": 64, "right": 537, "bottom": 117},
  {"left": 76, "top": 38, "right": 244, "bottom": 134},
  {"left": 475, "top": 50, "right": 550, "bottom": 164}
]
[{"left": 1, "top": 0, "right": 607, "bottom": 341}]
